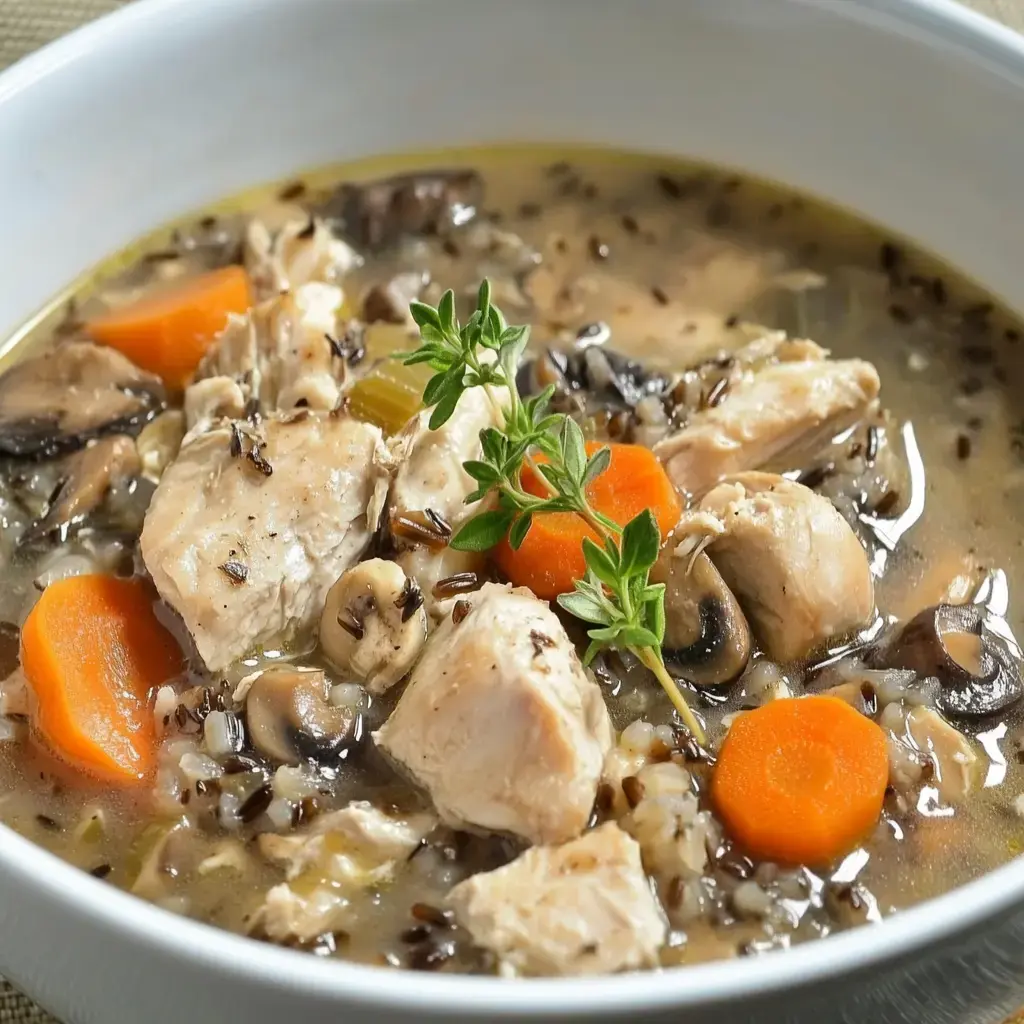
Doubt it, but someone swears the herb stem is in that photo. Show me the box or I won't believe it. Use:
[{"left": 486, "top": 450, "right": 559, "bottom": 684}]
[
  {"left": 634, "top": 647, "right": 707, "bottom": 744},
  {"left": 525, "top": 452, "right": 560, "bottom": 499}
]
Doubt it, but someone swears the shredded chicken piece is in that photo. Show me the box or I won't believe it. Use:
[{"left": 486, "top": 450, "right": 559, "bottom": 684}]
[
  {"left": 388, "top": 386, "right": 505, "bottom": 535},
  {"left": 447, "top": 822, "right": 665, "bottom": 976},
  {"left": 252, "top": 802, "right": 434, "bottom": 944},
  {"left": 140, "top": 414, "right": 389, "bottom": 671},
  {"left": 244, "top": 215, "right": 358, "bottom": 298},
  {"left": 188, "top": 281, "right": 348, "bottom": 431},
  {"left": 655, "top": 351, "right": 880, "bottom": 497}
]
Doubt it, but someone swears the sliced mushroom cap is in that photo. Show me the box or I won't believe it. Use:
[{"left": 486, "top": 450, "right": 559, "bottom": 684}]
[
  {"left": 0, "top": 342, "right": 165, "bottom": 458},
  {"left": 519, "top": 346, "right": 671, "bottom": 414},
  {"left": 872, "top": 603, "right": 1024, "bottom": 717},
  {"left": 320, "top": 169, "right": 483, "bottom": 249},
  {"left": 22, "top": 435, "right": 140, "bottom": 544},
  {"left": 245, "top": 668, "right": 356, "bottom": 765},
  {"left": 319, "top": 558, "right": 427, "bottom": 694},
  {"left": 650, "top": 544, "right": 752, "bottom": 687}
]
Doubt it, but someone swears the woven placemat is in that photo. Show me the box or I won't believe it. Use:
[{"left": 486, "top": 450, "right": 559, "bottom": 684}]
[{"left": 0, "top": 0, "right": 1022, "bottom": 1020}]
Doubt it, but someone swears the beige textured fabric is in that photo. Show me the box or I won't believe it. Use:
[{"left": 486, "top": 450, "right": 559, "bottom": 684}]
[{"left": 0, "top": 0, "right": 1020, "bottom": 1020}]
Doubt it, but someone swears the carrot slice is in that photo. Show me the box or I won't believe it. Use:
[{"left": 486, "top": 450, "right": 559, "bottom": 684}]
[
  {"left": 493, "top": 441, "right": 682, "bottom": 599},
  {"left": 712, "top": 696, "right": 889, "bottom": 866},
  {"left": 21, "top": 575, "right": 183, "bottom": 785},
  {"left": 87, "top": 265, "right": 252, "bottom": 388}
]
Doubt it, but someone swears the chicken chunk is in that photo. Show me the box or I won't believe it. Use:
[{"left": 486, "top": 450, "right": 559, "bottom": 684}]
[
  {"left": 373, "top": 583, "right": 613, "bottom": 845},
  {"left": 682, "top": 472, "right": 874, "bottom": 662},
  {"left": 140, "top": 414, "right": 388, "bottom": 671},
  {"left": 447, "top": 823, "right": 665, "bottom": 976},
  {"left": 254, "top": 801, "right": 434, "bottom": 943},
  {"left": 244, "top": 215, "right": 358, "bottom": 298},
  {"left": 258, "top": 801, "right": 435, "bottom": 883},
  {"left": 189, "top": 281, "right": 347, "bottom": 430},
  {"left": 881, "top": 703, "right": 979, "bottom": 804},
  {"left": 388, "top": 385, "right": 504, "bottom": 537},
  {"left": 655, "top": 354, "right": 880, "bottom": 497}
]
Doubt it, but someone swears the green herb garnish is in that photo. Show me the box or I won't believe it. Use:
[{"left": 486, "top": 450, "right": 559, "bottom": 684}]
[{"left": 402, "top": 281, "right": 704, "bottom": 741}]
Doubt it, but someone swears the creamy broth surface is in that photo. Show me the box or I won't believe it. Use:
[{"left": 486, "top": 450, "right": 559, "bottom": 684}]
[{"left": 0, "top": 147, "right": 1022, "bottom": 973}]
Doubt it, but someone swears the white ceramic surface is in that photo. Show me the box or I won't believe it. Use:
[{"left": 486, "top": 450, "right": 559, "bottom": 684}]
[{"left": 2, "top": 0, "right": 1024, "bottom": 1021}]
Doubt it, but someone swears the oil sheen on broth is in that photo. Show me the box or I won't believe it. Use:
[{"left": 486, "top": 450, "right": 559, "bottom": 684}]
[{"left": 0, "top": 146, "right": 1021, "bottom": 974}]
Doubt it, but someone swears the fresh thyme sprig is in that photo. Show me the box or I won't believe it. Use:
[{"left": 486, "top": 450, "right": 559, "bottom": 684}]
[{"left": 402, "top": 281, "right": 705, "bottom": 741}]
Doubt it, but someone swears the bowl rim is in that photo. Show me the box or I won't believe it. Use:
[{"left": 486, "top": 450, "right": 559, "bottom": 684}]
[{"left": 2, "top": 0, "right": 1024, "bottom": 1015}]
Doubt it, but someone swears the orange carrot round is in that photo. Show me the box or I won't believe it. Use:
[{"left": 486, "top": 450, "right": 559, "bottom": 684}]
[
  {"left": 712, "top": 696, "right": 889, "bottom": 866},
  {"left": 21, "top": 575, "right": 183, "bottom": 785},
  {"left": 87, "top": 265, "right": 252, "bottom": 388},
  {"left": 493, "top": 441, "right": 681, "bottom": 599}
]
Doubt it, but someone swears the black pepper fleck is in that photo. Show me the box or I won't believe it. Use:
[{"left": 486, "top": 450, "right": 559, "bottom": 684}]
[{"left": 219, "top": 559, "right": 249, "bottom": 585}]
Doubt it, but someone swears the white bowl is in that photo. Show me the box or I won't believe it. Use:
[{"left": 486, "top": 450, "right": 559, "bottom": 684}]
[{"left": 2, "top": 1, "right": 1024, "bottom": 1021}]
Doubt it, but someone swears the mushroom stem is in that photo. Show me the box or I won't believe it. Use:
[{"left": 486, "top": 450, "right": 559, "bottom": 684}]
[{"left": 634, "top": 646, "right": 706, "bottom": 745}]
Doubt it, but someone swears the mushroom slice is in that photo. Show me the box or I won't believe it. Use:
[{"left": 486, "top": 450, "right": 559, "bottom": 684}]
[
  {"left": 244, "top": 667, "right": 356, "bottom": 765},
  {"left": 22, "top": 435, "right": 140, "bottom": 544},
  {"left": 0, "top": 341, "right": 165, "bottom": 458},
  {"left": 649, "top": 543, "right": 751, "bottom": 686},
  {"left": 319, "top": 559, "right": 427, "bottom": 695},
  {"left": 320, "top": 169, "right": 483, "bottom": 249},
  {"left": 872, "top": 603, "right": 1024, "bottom": 718}
]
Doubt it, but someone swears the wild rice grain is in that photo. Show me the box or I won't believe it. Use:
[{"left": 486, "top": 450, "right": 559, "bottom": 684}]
[
  {"left": 432, "top": 572, "right": 481, "bottom": 599},
  {"left": 410, "top": 903, "right": 455, "bottom": 928},
  {"left": 879, "top": 242, "right": 902, "bottom": 274},
  {"left": 656, "top": 174, "right": 685, "bottom": 200},
  {"left": 238, "top": 784, "right": 273, "bottom": 823}
]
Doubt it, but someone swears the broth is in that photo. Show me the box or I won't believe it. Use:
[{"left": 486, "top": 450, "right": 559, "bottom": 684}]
[{"left": 0, "top": 146, "right": 1022, "bottom": 973}]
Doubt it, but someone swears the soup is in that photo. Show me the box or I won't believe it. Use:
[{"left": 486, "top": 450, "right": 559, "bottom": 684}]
[{"left": 0, "top": 146, "right": 1021, "bottom": 975}]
